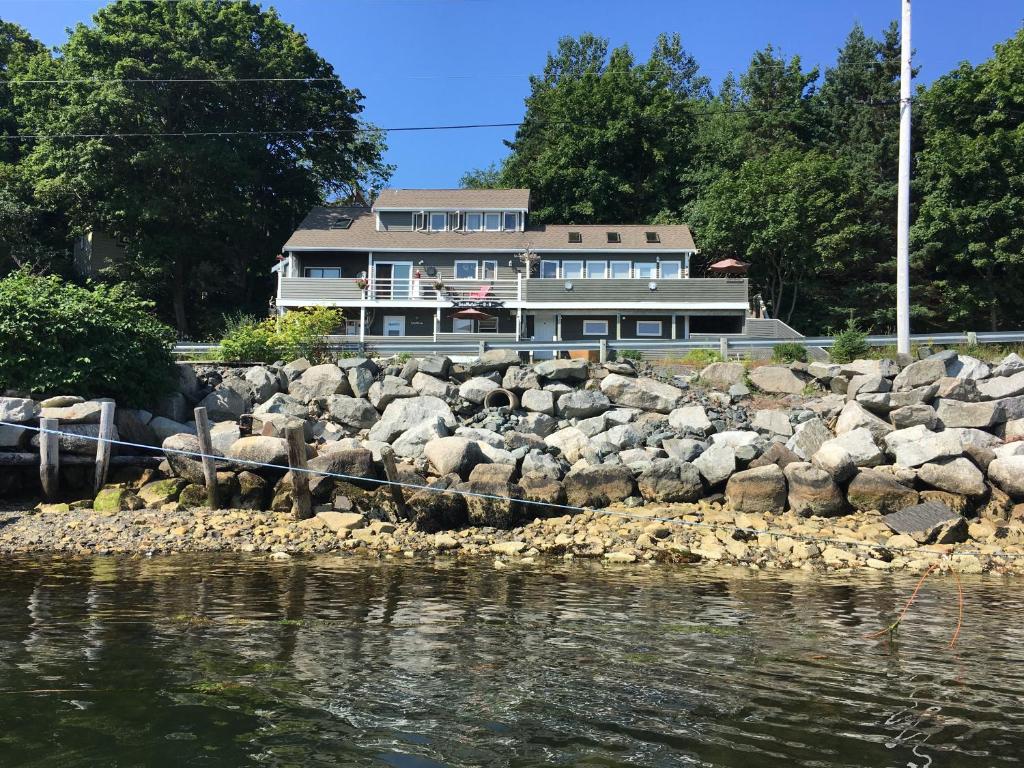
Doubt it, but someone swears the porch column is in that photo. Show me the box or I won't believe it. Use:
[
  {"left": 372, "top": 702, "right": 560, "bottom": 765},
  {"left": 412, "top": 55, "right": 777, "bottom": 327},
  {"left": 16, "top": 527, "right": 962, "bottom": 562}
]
[
  {"left": 433, "top": 313, "right": 439, "bottom": 341},
  {"left": 359, "top": 306, "right": 366, "bottom": 342},
  {"left": 684, "top": 315, "right": 690, "bottom": 339},
  {"left": 515, "top": 307, "right": 522, "bottom": 341},
  {"left": 516, "top": 272, "right": 523, "bottom": 301},
  {"left": 616, "top": 314, "right": 622, "bottom": 340},
  {"left": 555, "top": 314, "right": 561, "bottom": 342},
  {"left": 671, "top": 313, "right": 677, "bottom": 340}
]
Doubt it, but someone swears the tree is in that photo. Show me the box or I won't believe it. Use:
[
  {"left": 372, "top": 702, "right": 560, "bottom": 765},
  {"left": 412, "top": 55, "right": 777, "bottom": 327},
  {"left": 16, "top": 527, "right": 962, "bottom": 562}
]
[
  {"left": 498, "top": 33, "right": 706, "bottom": 224},
  {"left": 15, "top": 0, "right": 391, "bottom": 336},
  {"left": 913, "top": 27, "right": 1024, "bottom": 331},
  {"left": 459, "top": 162, "right": 504, "bottom": 189}
]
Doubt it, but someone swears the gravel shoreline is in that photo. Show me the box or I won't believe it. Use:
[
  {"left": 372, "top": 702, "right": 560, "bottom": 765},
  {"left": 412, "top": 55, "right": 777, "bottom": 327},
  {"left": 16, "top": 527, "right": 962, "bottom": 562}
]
[{"left": 3, "top": 501, "right": 1022, "bottom": 574}]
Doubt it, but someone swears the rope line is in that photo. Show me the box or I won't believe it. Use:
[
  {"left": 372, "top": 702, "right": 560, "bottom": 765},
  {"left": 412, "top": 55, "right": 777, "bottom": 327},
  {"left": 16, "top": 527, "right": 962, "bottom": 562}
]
[{"left": 3, "top": 418, "right": 1022, "bottom": 562}]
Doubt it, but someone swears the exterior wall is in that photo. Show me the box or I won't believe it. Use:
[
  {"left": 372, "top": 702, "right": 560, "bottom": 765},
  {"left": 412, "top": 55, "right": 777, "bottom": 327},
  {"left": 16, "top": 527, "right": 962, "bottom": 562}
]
[
  {"left": 522, "top": 278, "right": 747, "bottom": 305},
  {"left": 378, "top": 211, "right": 414, "bottom": 231},
  {"left": 438, "top": 309, "right": 516, "bottom": 334},
  {"left": 377, "top": 252, "right": 518, "bottom": 281},
  {"left": 620, "top": 314, "right": 673, "bottom": 339},
  {"left": 559, "top": 315, "right": 618, "bottom": 341},
  {"left": 533, "top": 253, "right": 688, "bottom": 275},
  {"left": 366, "top": 309, "right": 434, "bottom": 336},
  {"left": 73, "top": 231, "right": 127, "bottom": 277},
  {"left": 290, "top": 251, "right": 369, "bottom": 276}
]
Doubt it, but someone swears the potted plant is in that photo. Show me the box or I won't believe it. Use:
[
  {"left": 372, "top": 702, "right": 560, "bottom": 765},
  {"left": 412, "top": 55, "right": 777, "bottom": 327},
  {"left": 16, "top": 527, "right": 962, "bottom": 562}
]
[
  {"left": 355, "top": 277, "right": 368, "bottom": 291},
  {"left": 432, "top": 279, "right": 445, "bottom": 292}
]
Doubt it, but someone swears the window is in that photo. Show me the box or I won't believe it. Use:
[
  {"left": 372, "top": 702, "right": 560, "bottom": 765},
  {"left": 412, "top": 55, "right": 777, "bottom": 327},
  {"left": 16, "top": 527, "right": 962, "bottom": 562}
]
[
  {"left": 478, "top": 316, "right": 498, "bottom": 333},
  {"left": 586, "top": 261, "right": 607, "bottom": 279},
  {"left": 503, "top": 212, "right": 518, "bottom": 231},
  {"left": 304, "top": 267, "right": 342, "bottom": 278},
  {"left": 568, "top": 231, "right": 582, "bottom": 243},
  {"left": 328, "top": 216, "right": 353, "bottom": 230},
  {"left": 454, "top": 261, "right": 477, "bottom": 279},
  {"left": 583, "top": 320, "right": 609, "bottom": 336},
  {"left": 606, "top": 232, "right": 621, "bottom": 243},
  {"left": 645, "top": 231, "right": 660, "bottom": 243},
  {"left": 610, "top": 261, "right": 631, "bottom": 279},
  {"left": 636, "top": 320, "right": 663, "bottom": 336},
  {"left": 659, "top": 261, "right": 681, "bottom": 279},
  {"left": 562, "top": 261, "right": 584, "bottom": 280},
  {"left": 429, "top": 212, "right": 447, "bottom": 231},
  {"left": 540, "top": 260, "right": 559, "bottom": 279},
  {"left": 484, "top": 212, "right": 501, "bottom": 231},
  {"left": 689, "top": 315, "right": 745, "bottom": 334},
  {"left": 466, "top": 212, "right": 482, "bottom": 231},
  {"left": 383, "top": 316, "right": 405, "bottom": 337},
  {"left": 481, "top": 260, "right": 498, "bottom": 279},
  {"left": 634, "top": 262, "right": 656, "bottom": 279},
  {"left": 452, "top": 318, "right": 474, "bottom": 334}
]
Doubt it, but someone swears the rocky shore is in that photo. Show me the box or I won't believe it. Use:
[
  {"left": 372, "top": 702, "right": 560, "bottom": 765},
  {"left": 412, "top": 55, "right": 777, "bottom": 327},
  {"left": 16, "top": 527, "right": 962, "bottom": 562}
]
[{"left": 5, "top": 346, "right": 1024, "bottom": 573}]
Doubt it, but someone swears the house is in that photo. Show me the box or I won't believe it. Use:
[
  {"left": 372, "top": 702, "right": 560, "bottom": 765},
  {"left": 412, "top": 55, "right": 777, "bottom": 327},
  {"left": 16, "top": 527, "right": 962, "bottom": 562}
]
[
  {"left": 72, "top": 230, "right": 127, "bottom": 278},
  {"left": 275, "top": 188, "right": 752, "bottom": 349}
]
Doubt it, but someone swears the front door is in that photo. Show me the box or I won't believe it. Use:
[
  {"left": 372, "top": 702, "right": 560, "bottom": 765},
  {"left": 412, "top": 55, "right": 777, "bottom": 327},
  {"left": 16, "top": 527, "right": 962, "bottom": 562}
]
[
  {"left": 382, "top": 315, "right": 406, "bottom": 337},
  {"left": 532, "top": 312, "right": 556, "bottom": 360}
]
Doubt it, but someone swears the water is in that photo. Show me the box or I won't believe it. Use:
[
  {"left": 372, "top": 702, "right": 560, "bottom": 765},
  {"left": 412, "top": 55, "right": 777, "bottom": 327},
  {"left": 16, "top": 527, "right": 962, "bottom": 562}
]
[{"left": 0, "top": 556, "right": 1022, "bottom": 767}]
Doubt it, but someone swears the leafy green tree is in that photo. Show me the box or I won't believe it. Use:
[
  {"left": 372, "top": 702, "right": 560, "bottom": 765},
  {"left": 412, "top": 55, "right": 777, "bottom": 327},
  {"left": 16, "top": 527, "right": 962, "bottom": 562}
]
[
  {"left": 498, "top": 33, "right": 706, "bottom": 223},
  {"left": 0, "top": 20, "right": 45, "bottom": 166},
  {"left": 459, "top": 162, "right": 504, "bottom": 189},
  {"left": 913, "top": 26, "right": 1024, "bottom": 331},
  {"left": 15, "top": 0, "right": 391, "bottom": 336}
]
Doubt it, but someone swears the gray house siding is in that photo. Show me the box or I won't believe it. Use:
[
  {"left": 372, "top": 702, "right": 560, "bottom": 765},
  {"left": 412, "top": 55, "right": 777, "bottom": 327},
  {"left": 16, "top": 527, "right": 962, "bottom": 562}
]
[
  {"left": 378, "top": 211, "right": 414, "bottom": 231},
  {"left": 522, "top": 278, "right": 746, "bottom": 304},
  {"left": 366, "top": 309, "right": 435, "bottom": 336},
  {"left": 559, "top": 315, "right": 618, "bottom": 341},
  {"left": 620, "top": 315, "right": 673, "bottom": 339}
]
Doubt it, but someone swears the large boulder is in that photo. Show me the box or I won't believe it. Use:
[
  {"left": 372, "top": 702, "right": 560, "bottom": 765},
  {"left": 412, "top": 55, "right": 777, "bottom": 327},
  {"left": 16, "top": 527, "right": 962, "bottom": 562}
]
[
  {"left": 30, "top": 423, "right": 119, "bottom": 455},
  {"left": 563, "top": 465, "right": 637, "bottom": 508},
  {"left": 392, "top": 417, "right": 449, "bottom": 459},
  {"left": 693, "top": 442, "right": 736, "bottom": 486},
  {"left": 244, "top": 366, "right": 280, "bottom": 403},
  {"left": 725, "top": 465, "right": 787, "bottom": 513},
  {"left": 424, "top": 436, "right": 487, "bottom": 479},
  {"left": 347, "top": 366, "right": 376, "bottom": 398},
  {"left": 0, "top": 397, "right": 39, "bottom": 424},
  {"left": 892, "top": 358, "right": 950, "bottom": 391},
  {"left": 748, "top": 366, "right": 808, "bottom": 395},
  {"left": 458, "top": 376, "right": 500, "bottom": 405},
  {"left": 407, "top": 476, "right": 467, "bottom": 532},
  {"left": 150, "top": 416, "right": 195, "bottom": 443},
  {"left": 637, "top": 459, "right": 703, "bottom": 503},
  {"left": 751, "top": 409, "right": 793, "bottom": 437},
  {"left": 811, "top": 442, "right": 857, "bottom": 482},
  {"left": 289, "top": 364, "right": 352, "bottom": 403},
  {"left": 918, "top": 457, "right": 986, "bottom": 497},
  {"left": 518, "top": 474, "right": 567, "bottom": 515},
  {"left": 467, "top": 349, "right": 521, "bottom": 376},
  {"left": 521, "top": 450, "right": 566, "bottom": 480},
  {"left": 502, "top": 366, "right": 541, "bottom": 392},
  {"left": 544, "top": 426, "right": 590, "bottom": 463},
  {"left": 557, "top": 390, "right": 611, "bottom": 419},
  {"left": 521, "top": 388, "right": 556, "bottom": 415},
  {"left": 40, "top": 400, "right": 104, "bottom": 424},
  {"left": 197, "top": 387, "right": 247, "bottom": 422},
  {"left": 326, "top": 395, "right": 379, "bottom": 430},
  {"left": 785, "top": 418, "right": 833, "bottom": 460},
  {"left": 115, "top": 408, "right": 158, "bottom": 447},
  {"left": 934, "top": 398, "right": 1005, "bottom": 429},
  {"left": 784, "top": 462, "right": 845, "bottom": 517},
  {"left": 226, "top": 436, "right": 290, "bottom": 467},
  {"left": 668, "top": 405, "right": 713, "bottom": 435},
  {"left": 835, "top": 401, "right": 893, "bottom": 442},
  {"left": 418, "top": 355, "right": 451, "bottom": 378},
  {"left": 818, "top": 428, "right": 884, "bottom": 467},
  {"left": 887, "top": 428, "right": 964, "bottom": 468},
  {"left": 700, "top": 362, "right": 745, "bottom": 390},
  {"left": 368, "top": 396, "right": 456, "bottom": 443},
  {"left": 210, "top": 421, "right": 241, "bottom": 454},
  {"left": 600, "top": 373, "right": 685, "bottom": 413},
  {"left": 987, "top": 455, "right": 1024, "bottom": 500},
  {"left": 162, "top": 433, "right": 214, "bottom": 483},
  {"left": 846, "top": 469, "right": 918, "bottom": 513},
  {"left": 368, "top": 376, "right": 417, "bottom": 410},
  {"left": 463, "top": 463, "right": 521, "bottom": 528},
  {"left": 410, "top": 371, "right": 452, "bottom": 399},
  {"left": 534, "top": 358, "right": 589, "bottom": 381},
  {"left": 890, "top": 403, "right": 938, "bottom": 430},
  {"left": 254, "top": 392, "right": 307, "bottom": 419}
]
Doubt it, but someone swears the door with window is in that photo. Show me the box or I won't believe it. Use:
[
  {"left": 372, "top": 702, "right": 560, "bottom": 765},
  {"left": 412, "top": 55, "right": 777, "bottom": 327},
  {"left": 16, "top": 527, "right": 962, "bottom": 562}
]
[
  {"left": 382, "top": 315, "right": 406, "bottom": 337},
  {"left": 374, "top": 263, "right": 412, "bottom": 298}
]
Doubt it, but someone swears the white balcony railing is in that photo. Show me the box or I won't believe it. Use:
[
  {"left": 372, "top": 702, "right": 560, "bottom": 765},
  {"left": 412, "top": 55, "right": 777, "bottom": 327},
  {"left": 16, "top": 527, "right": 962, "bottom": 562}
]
[{"left": 367, "top": 277, "right": 521, "bottom": 302}]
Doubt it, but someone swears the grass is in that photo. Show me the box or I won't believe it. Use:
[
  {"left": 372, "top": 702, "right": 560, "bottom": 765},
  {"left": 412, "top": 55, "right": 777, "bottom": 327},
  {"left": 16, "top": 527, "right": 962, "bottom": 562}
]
[{"left": 860, "top": 342, "right": 1024, "bottom": 363}]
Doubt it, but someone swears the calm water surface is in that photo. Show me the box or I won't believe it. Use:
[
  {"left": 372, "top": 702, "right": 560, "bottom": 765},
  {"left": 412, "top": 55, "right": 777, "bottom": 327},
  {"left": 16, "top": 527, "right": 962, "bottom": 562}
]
[{"left": 0, "top": 555, "right": 1021, "bottom": 767}]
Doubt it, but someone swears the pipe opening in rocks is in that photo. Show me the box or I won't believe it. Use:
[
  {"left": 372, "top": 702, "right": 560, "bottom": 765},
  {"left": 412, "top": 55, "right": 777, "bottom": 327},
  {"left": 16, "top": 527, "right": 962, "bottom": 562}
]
[{"left": 483, "top": 388, "right": 519, "bottom": 410}]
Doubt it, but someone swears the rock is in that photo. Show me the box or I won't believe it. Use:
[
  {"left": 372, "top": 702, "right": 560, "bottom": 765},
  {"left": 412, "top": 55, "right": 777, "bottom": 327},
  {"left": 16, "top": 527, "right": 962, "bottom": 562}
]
[
  {"left": 411, "top": 371, "right": 453, "bottom": 399},
  {"left": 369, "top": 376, "right": 417, "bottom": 410},
  {"left": 603, "top": 424, "right": 644, "bottom": 450},
  {"left": 786, "top": 418, "right": 832, "bottom": 460},
  {"left": 888, "top": 429, "right": 964, "bottom": 468},
  {"left": 726, "top": 465, "right": 787, "bottom": 513},
  {"left": 316, "top": 511, "right": 367, "bottom": 533},
  {"left": 253, "top": 392, "right": 307, "bottom": 419},
  {"left": 152, "top": 417, "right": 195, "bottom": 443},
  {"left": 600, "top": 373, "right": 685, "bottom": 413},
  {"left": 39, "top": 395, "right": 84, "bottom": 408},
  {"left": 978, "top": 370, "right": 1024, "bottom": 400},
  {"left": 987, "top": 456, "right": 1024, "bottom": 500},
  {"left": 748, "top": 366, "right": 807, "bottom": 395},
  {"left": 545, "top": 426, "right": 590, "bottom": 464},
  {"left": 993, "top": 353, "right": 1024, "bottom": 377},
  {"left": 458, "top": 376, "right": 500, "bottom": 405},
  {"left": 29, "top": 423, "right": 119, "bottom": 455},
  {"left": 324, "top": 395, "right": 378, "bottom": 430},
  {"left": 93, "top": 487, "right": 130, "bottom": 513},
  {"left": 347, "top": 366, "right": 375, "bottom": 398},
  {"left": 244, "top": 366, "right": 279, "bottom": 403},
  {"left": 467, "top": 349, "right": 521, "bottom": 376},
  {"left": 418, "top": 355, "right": 452, "bottom": 378},
  {"left": 668, "top": 405, "right": 712, "bottom": 435},
  {"left": 368, "top": 396, "right": 456, "bottom": 444},
  {"left": 811, "top": 442, "right": 857, "bottom": 482},
  {"left": 227, "top": 471, "right": 265, "bottom": 509},
  {"left": 406, "top": 476, "right": 467, "bottom": 532},
  {"left": 154, "top": 392, "right": 189, "bottom": 423},
  {"left": 518, "top": 412, "right": 557, "bottom": 437},
  {"left": 752, "top": 409, "right": 793, "bottom": 437},
  {"left": 893, "top": 358, "right": 949, "bottom": 391},
  {"left": 534, "top": 358, "right": 589, "bottom": 381},
  {"left": 392, "top": 417, "right": 448, "bottom": 459},
  {"left": 162, "top": 433, "right": 213, "bottom": 483},
  {"left": 521, "top": 388, "right": 556, "bottom": 415},
  {"left": 663, "top": 437, "right": 704, "bottom": 462},
  {"left": 948, "top": 355, "right": 990, "bottom": 380},
  {"left": 891, "top": 384, "right": 941, "bottom": 407},
  {"left": 710, "top": 430, "right": 759, "bottom": 450},
  {"left": 784, "top": 462, "right": 845, "bottom": 516},
  {"left": 729, "top": 383, "right": 750, "bottom": 400},
  {"left": 197, "top": 387, "right": 248, "bottom": 421},
  {"left": 846, "top": 469, "right": 919, "bottom": 513},
  {"left": 208, "top": 421, "right": 241, "bottom": 454},
  {"left": 0, "top": 423, "right": 28, "bottom": 448},
  {"left": 521, "top": 450, "right": 565, "bottom": 480},
  {"left": 424, "top": 436, "right": 486, "bottom": 479},
  {"left": 502, "top": 366, "right": 541, "bottom": 392},
  {"left": 700, "top": 362, "right": 746, "bottom": 390},
  {"left": 463, "top": 469, "right": 521, "bottom": 528},
  {"left": 835, "top": 401, "right": 893, "bottom": 442},
  {"left": 918, "top": 457, "right": 986, "bottom": 497},
  {"left": 226, "top": 436, "right": 289, "bottom": 467},
  {"left": 840, "top": 358, "right": 900, "bottom": 378},
  {"left": 890, "top": 403, "right": 937, "bottom": 430},
  {"left": 693, "top": 442, "right": 736, "bottom": 486},
  {"left": 749, "top": 442, "right": 801, "bottom": 470},
  {"left": 934, "top": 398, "right": 1004, "bottom": 429},
  {"left": 637, "top": 459, "right": 703, "bottom": 503},
  {"left": 557, "top": 390, "right": 611, "bottom": 419},
  {"left": 882, "top": 501, "right": 967, "bottom": 544},
  {"left": 138, "top": 478, "right": 187, "bottom": 506},
  {"left": 281, "top": 357, "right": 310, "bottom": 382},
  {"left": 518, "top": 474, "right": 567, "bottom": 513},
  {"left": 40, "top": 400, "right": 103, "bottom": 424},
  {"left": 563, "top": 465, "right": 637, "bottom": 508},
  {"left": 819, "top": 428, "right": 884, "bottom": 467},
  {"left": 847, "top": 374, "right": 891, "bottom": 400},
  {"left": 289, "top": 364, "right": 352, "bottom": 402},
  {"left": 114, "top": 409, "right": 158, "bottom": 447}
]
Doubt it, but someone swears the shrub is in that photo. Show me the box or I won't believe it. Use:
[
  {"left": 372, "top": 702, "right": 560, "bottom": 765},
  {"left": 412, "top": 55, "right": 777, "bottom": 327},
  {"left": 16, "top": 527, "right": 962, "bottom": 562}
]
[
  {"left": 772, "top": 342, "right": 808, "bottom": 364},
  {"left": 828, "top": 318, "right": 870, "bottom": 364},
  {"left": 0, "top": 269, "right": 176, "bottom": 406},
  {"left": 618, "top": 349, "right": 643, "bottom": 361},
  {"left": 217, "top": 307, "right": 342, "bottom": 363},
  {"left": 680, "top": 348, "right": 722, "bottom": 366}
]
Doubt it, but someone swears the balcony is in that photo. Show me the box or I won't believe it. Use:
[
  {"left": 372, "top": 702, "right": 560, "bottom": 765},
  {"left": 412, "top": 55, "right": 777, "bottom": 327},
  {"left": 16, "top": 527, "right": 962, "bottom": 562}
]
[{"left": 520, "top": 277, "right": 748, "bottom": 307}]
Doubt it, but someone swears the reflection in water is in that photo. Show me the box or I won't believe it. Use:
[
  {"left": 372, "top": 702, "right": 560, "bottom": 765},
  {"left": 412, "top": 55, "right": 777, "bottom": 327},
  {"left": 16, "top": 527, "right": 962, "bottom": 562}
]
[{"left": 0, "top": 556, "right": 1021, "bottom": 767}]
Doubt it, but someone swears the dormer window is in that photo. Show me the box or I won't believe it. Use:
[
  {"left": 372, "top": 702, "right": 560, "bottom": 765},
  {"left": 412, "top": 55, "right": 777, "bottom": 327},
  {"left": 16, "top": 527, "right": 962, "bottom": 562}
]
[
  {"left": 429, "top": 212, "right": 447, "bottom": 231},
  {"left": 645, "top": 231, "right": 660, "bottom": 243},
  {"left": 568, "top": 232, "right": 582, "bottom": 243},
  {"left": 484, "top": 212, "right": 501, "bottom": 231},
  {"left": 607, "top": 232, "right": 621, "bottom": 244},
  {"left": 466, "top": 212, "right": 482, "bottom": 231},
  {"left": 504, "top": 212, "right": 518, "bottom": 231}
]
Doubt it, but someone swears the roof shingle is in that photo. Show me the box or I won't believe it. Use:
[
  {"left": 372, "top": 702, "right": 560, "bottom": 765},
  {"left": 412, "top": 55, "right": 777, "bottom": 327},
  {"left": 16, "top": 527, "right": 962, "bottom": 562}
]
[{"left": 373, "top": 188, "right": 531, "bottom": 210}]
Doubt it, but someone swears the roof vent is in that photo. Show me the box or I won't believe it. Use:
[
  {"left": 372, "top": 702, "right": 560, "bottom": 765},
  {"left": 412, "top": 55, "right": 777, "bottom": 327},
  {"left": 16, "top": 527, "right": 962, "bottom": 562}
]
[
  {"left": 645, "top": 231, "right": 660, "bottom": 243},
  {"left": 606, "top": 232, "right": 621, "bottom": 244},
  {"left": 568, "top": 231, "right": 582, "bottom": 244}
]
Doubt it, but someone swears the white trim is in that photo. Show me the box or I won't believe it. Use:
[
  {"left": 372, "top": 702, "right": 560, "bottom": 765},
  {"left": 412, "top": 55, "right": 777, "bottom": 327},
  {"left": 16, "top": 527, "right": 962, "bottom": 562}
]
[
  {"left": 582, "top": 319, "right": 609, "bottom": 336},
  {"left": 635, "top": 320, "right": 663, "bottom": 336},
  {"left": 454, "top": 260, "right": 478, "bottom": 280},
  {"left": 585, "top": 260, "right": 608, "bottom": 279},
  {"left": 481, "top": 259, "right": 498, "bottom": 280},
  {"left": 276, "top": 299, "right": 749, "bottom": 311},
  {"left": 451, "top": 317, "right": 475, "bottom": 334},
  {"left": 539, "top": 259, "right": 559, "bottom": 279}
]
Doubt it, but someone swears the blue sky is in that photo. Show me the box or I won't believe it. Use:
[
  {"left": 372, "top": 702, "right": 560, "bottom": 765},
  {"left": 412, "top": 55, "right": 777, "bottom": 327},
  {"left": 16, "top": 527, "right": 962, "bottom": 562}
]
[{"left": 3, "top": 0, "right": 1022, "bottom": 187}]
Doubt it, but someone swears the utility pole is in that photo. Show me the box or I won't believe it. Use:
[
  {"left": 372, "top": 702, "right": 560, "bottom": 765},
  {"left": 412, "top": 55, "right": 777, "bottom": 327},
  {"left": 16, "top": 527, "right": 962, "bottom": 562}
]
[{"left": 896, "top": 0, "right": 912, "bottom": 355}]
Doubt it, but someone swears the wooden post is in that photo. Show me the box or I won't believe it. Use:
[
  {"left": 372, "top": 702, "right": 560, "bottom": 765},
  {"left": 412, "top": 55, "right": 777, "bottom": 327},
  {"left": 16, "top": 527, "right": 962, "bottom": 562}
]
[
  {"left": 285, "top": 425, "right": 311, "bottom": 520},
  {"left": 93, "top": 401, "right": 116, "bottom": 493},
  {"left": 193, "top": 407, "right": 219, "bottom": 509},
  {"left": 379, "top": 446, "right": 408, "bottom": 519},
  {"left": 598, "top": 338, "right": 608, "bottom": 363},
  {"left": 719, "top": 337, "right": 729, "bottom": 361},
  {"left": 39, "top": 417, "right": 59, "bottom": 501}
]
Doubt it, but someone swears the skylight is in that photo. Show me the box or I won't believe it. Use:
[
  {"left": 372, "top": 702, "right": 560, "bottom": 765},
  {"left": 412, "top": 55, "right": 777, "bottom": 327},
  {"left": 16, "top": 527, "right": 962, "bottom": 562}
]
[
  {"left": 606, "top": 232, "right": 621, "bottom": 244},
  {"left": 645, "top": 231, "right": 660, "bottom": 243},
  {"left": 568, "top": 232, "right": 582, "bottom": 243}
]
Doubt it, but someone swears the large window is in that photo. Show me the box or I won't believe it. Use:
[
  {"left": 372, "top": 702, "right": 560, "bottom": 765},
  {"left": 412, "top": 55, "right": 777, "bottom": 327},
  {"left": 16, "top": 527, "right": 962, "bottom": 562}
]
[
  {"left": 636, "top": 320, "right": 663, "bottom": 336},
  {"left": 454, "top": 261, "right": 477, "bottom": 279},
  {"left": 304, "top": 267, "right": 341, "bottom": 278},
  {"left": 660, "top": 261, "right": 681, "bottom": 279},
  {"left": 465, "top": 212, "right": 483, "bottom": 231},
  {"left": 481, "top": 260, "right": 497, "bottom": 279},
  {"left": 429, "top": 212, "right": 447, "bottom": 231},
  {"left": 503, "top": 212, "right": 518, "bottom": 231},
  {"left": 583, "top": 320, "right": 609, "bottom": 335},
  {"left": 586, "top": 261, "right": 607, "bottom": 279},
  {"left": 610, "top": 261, "right": 631, "bottom": 279},
  {"left": 452, "top": 318, "right": 474, "bottom": 334},
  {"left": 484, "top": 212, "right": 501, "bottom": 231},
  {"left": 634, "top": 262, "right": 656, "bottom": 279},
  {"left": 562, "top": 261, "right": 584, "bottom": 280},
  {"left": 540, "top": 260, "right": 559, "bottom": 279}
]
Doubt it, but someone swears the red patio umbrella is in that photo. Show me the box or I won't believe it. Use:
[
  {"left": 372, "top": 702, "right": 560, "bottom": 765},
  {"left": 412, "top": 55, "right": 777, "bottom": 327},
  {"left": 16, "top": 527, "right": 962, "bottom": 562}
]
[
  {"left": 451, "top": 308, "right": 494, "bottom": 320},
  {"left": 707, "top": 258, "right": 750, "bottom": 276}
]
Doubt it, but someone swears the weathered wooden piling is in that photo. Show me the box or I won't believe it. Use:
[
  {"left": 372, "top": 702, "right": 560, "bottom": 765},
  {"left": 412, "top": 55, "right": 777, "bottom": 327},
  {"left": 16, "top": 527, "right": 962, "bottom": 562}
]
[
  {"left": 39, "top": 417, "right": 59, "bottom": 500},
  {"left": 285, "top": 425, "right": 311, "bottom": 520},
  {"left": 379, "top": 445, "right": 408, "bottom": 518},
  {"left": 93, "top": 401, "right": 116, "bottom": 493},
  {"left": 193, "top": 406, "right": 219, "bottom": 509}
]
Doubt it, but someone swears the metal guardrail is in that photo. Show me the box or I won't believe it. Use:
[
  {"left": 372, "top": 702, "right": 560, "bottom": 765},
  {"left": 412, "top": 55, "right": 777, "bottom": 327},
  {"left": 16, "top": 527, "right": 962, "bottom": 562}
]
[{"left": 173, "top": 330, "right": 1024, "bottom": 359}]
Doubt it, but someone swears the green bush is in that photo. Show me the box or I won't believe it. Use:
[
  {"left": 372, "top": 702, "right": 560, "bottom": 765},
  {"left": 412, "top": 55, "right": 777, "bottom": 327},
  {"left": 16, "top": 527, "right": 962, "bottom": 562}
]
[
  {"left": 0, "top": 269, "right": 176, "bottom": 406},
  {"left": 618, "top": 349, "right": 643, "bottom": 361},
  {"left": 772, "top": 342, "right": 808, "bottom": 364},
  {"left": 828, "top": 318, "right": 870, "bottom": 364},
  {"left": 218, "top": 307, "right": 343, "bottom": 363},
  {"left": 681, "top": 348, "right": 722, "bottom": 366}
]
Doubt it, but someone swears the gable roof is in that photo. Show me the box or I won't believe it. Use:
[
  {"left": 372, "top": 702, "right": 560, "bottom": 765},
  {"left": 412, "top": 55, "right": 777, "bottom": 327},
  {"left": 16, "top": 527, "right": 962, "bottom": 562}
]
[
  {"left": 284, "top": 206, "right": 697, "bottom": 252},
  {"left": 373, "top": 188, "right": 531, "bottom": 211}
]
